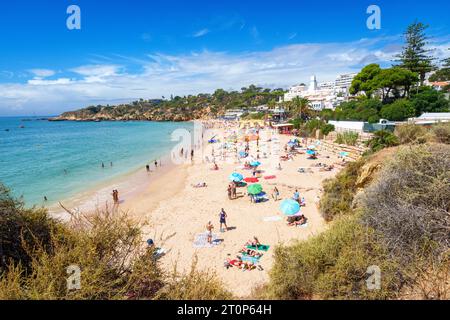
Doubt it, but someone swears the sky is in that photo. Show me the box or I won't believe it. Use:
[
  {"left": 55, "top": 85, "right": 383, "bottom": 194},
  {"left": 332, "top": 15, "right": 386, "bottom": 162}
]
[{"left": 0, "top": 0, "right": 449, "bottom": 116}]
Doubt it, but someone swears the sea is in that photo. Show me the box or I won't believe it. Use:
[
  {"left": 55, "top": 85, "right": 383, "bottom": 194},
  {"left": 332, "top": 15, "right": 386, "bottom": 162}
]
[{"left": 0, "top": 117, "right": 193, "bottom": 207}]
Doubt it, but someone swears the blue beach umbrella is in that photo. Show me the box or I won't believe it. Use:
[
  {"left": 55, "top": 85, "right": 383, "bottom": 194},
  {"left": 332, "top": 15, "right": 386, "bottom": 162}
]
[
  {"left": 229, "top": 172, "right": 244, "bottom": 182},
  {"left": 239, "top": 151, "right": 248, "bottom": 158},
  {"left": 280, "top": 199, "right": 301, "bottom": 216},
  {"left": 339, "top": 152, "right": 349, "bottom": 158},
  {"left": 250, "top": 161, "right": 261, "bottom": 167},
  {"left": 306, "top": 150, "right": 316, "bottom": 156}
]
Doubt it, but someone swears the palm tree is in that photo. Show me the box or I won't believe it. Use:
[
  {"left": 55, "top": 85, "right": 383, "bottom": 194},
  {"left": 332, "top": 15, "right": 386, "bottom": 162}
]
[{"left": 290, "top": 97, "right": 310, "bottom": 120}]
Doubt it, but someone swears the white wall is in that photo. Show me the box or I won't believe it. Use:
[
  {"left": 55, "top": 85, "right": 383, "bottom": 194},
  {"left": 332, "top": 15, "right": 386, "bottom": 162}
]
[{"left": 328, "top": 120, "right": 365, "bottom": 133}]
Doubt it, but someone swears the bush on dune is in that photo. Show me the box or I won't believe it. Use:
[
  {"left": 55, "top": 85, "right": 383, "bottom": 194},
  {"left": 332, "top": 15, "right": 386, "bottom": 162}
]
[
  {"left": 266, "top": 143, "right": 450, "bottom": 300},
  {"left": 0, "top": 184, "right": 61, "bottom": 274},
  {"left": 361, "top": 144, "right": 450, "bottom": 264},
  {"left": 265, "top": 215, "right": 401, "bottom": 300},
  {"left": 157, "top": 259, "right": 233, "bottom": 300},
  {"left": 431, "top": 122, "right": 450, "bottom": 144},
  {"left": 0, "top": 186, "right": 231, "bottom": 300},
  {"left": 395, "top": 124, "right": 429, "bottom": 145},
  {"left": 319, "top": 160, "right": 365, "bottom": 221}
]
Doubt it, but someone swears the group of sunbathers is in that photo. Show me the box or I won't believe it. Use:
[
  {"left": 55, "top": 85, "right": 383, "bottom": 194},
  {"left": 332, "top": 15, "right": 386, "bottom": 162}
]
[{"left": 224, "top": 237, "right": 264, "bottom": 271}]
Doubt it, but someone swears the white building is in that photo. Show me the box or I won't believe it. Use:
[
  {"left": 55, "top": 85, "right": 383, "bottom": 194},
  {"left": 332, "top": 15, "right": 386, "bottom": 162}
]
[
  {"left": 284, "top": 73, "right": 357, "bottom": 111},
  {"left": 335, "top": 73, "right": 357, "bottom": 90}
]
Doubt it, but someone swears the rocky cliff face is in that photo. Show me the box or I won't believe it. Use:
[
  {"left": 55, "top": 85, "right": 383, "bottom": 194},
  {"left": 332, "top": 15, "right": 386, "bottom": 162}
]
[
  {"left": 51, "top": 103, "right": 220, "bottom": 122},
  {"left": 50, "top": 88, "right": 285, "bottom": 122}
]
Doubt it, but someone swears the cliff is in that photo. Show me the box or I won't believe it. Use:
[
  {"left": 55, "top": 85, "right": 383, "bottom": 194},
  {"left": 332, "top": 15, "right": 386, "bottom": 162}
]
[{"left": 50, "top": 87, "right": 285, "bottom": 122}]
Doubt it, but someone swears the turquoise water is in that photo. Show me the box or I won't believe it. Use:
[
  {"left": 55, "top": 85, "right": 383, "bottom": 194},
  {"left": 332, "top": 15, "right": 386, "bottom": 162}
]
[{"left": 0, "top": 117, "right": 192, "bottom": 206}]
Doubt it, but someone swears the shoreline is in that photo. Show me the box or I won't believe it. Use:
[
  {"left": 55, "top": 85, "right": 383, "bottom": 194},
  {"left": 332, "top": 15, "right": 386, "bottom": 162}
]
[{"left": 48, "top": 149, "right": 180, "bottom": 221}]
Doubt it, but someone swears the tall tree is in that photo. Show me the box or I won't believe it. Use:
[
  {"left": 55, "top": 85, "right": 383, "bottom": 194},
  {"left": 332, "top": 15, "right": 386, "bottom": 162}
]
[
  {"left": 350, "top": 63, "right": 382, "bottom": 98},
  {"left": 429, "top": 48, "right": 450, "bottom": 82},
  {"left": 395, "top": 21, "right": 435, "bottom": 85}
]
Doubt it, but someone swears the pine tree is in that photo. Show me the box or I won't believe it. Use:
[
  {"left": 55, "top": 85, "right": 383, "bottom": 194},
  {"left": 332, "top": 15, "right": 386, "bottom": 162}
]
[{"left": 395, "top": 21, "right": 435, "bottom": 85}]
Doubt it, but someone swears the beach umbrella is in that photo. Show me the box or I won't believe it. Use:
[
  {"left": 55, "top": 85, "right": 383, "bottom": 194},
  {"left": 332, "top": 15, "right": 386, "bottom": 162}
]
[
  {"left": 247, "top": 184, "right": 263, "bottom": 195},
  {"left": 239, "top": 151, "right": 248, "bottom": 158},
  {"left": 306, "top": 150, "right": 316, "bottom": 156},
  {"left": 229, "top": 172, "right": 244, "bottom": 182},
  {"left": 250, "top": 161, "right": 261, "bottom": 167},
  {"left": 280, "top": 199, "right": 301, "bottom": 216},
  {"left": 244, "top": 177, "right": 259, "bottom": 183},
  {"left": 339, "top": 152, "right": 349, "bottom": 158}
]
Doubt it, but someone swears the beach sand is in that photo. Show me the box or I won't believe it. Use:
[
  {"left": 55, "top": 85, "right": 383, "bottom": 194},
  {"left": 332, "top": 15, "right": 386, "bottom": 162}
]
[{"left": 120, "top": 123, "right": 343, "bottom": 298}]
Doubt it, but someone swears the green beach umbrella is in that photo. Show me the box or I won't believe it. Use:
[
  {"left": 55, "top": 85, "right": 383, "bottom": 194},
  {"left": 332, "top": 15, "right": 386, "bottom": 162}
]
[{"left": 247, "top": 184, "right": 263, "bottom": 195}]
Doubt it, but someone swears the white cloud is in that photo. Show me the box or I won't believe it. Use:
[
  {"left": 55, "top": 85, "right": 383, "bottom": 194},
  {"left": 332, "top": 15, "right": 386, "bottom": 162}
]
[
  {"left": 1, "top": 36, "right": 449, "bottom": 115},
  {"left": 28, "top": 69, "right": 56, "bottom": 78},
  {"left": 192, "top": 28, "right": 210, "bottom": 38}
]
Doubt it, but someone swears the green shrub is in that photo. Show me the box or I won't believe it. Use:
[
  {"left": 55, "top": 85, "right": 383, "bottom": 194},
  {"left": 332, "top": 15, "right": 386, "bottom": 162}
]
[
  {"left": 431, "top": 122, "right": 450, "bottom": 144},
  {"left": 0, "top": 186, "right": 231, "bottom": 300},
  {"left": 366, "top": 130, "right": 399, "bottom": 153},
  {"left": 335, "top": 132, "right": 359, "bottom": 146},
  {"left": 265, "top": 215, "right": 401, "bottom": 300},
  {"left": 380, "top": 99, "right": 415, "bottom": 121},
  {"left": 0, "top": 184, "right": 61, "bottom": 274},
  {"left": 157, "top": 260, "right": 232, "bottom": 300},
  {"left": 319, "top": 160, "right": 365, "bottom": 221},
  {"left": 361, "top": 144, "right": 450, "bottom": 265},
  {"left": 395, "top": 124, "right": 429, "bottom": 145}
]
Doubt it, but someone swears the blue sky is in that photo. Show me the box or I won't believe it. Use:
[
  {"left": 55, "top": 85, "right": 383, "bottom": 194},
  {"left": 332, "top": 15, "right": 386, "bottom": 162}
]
[{"left": 0, "top": 0, "right": 449, "bottom": 115}]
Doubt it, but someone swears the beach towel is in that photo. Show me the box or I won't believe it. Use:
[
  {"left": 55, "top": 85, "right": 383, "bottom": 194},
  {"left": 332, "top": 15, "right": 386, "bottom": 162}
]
[
  {"left": 297, "top": 223, "right": 309, "bottom": 228},
  {"left": 263, "top": 216, "right": 282, "bottom": 222},
  {"left": 241, "top": 256, "right": 260, "bottom": 264},
  {"left": 246, "top": 244, "right": 270, "bottom": 252},
  {"left": 264, "top": 175, "right": 276, "bottom": 180},
  {"left": 193, "top": 232, "right": 221, "bottom": 248}
]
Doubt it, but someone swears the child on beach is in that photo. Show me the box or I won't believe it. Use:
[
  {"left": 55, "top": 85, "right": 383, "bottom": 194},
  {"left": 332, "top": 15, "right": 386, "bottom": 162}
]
[{"left": 206, "top": 221, "right": 214, "bottom": 244}]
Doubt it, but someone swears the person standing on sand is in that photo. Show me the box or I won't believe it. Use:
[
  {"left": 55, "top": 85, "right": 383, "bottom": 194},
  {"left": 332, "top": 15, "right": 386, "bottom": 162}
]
[
  {"left": 154, "top": 160, "right": 158, "bottom": 169},
  {"left": 227, "top": 184, "right": 232, "bottom": 200},
  {"left": 293, "top": 189, "right": 300, "bottom": 204},
  {"left": 191, "top": 149, "right": 194, "bottom": 162},
  {"left": 112, "top": 190, "right": 119, "bottom": 205},
  {"left": 219, "top": 209, "right": 228, "bottom": 232},
  {"left": 146, "top": 164, "right": 150, "bottom": 172},
  {"left": 206, "top": 221, "right": 214, "bottom": 244},
  {"left": 232, "top": 182, "right": 237, "bottom": 199},
  {"left": 272, "top": 187, "right": 280, "bottom": 201}
]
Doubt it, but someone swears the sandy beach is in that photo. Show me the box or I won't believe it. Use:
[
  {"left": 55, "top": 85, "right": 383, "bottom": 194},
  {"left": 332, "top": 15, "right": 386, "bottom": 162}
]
[{"left": 114, "top": 121, "right": 345, "bottom": 298}]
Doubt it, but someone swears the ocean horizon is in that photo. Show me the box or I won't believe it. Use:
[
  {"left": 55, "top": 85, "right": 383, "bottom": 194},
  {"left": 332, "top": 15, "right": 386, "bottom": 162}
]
[{"left": 0, "top": 116, "right": 192, "bottom": 206}]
